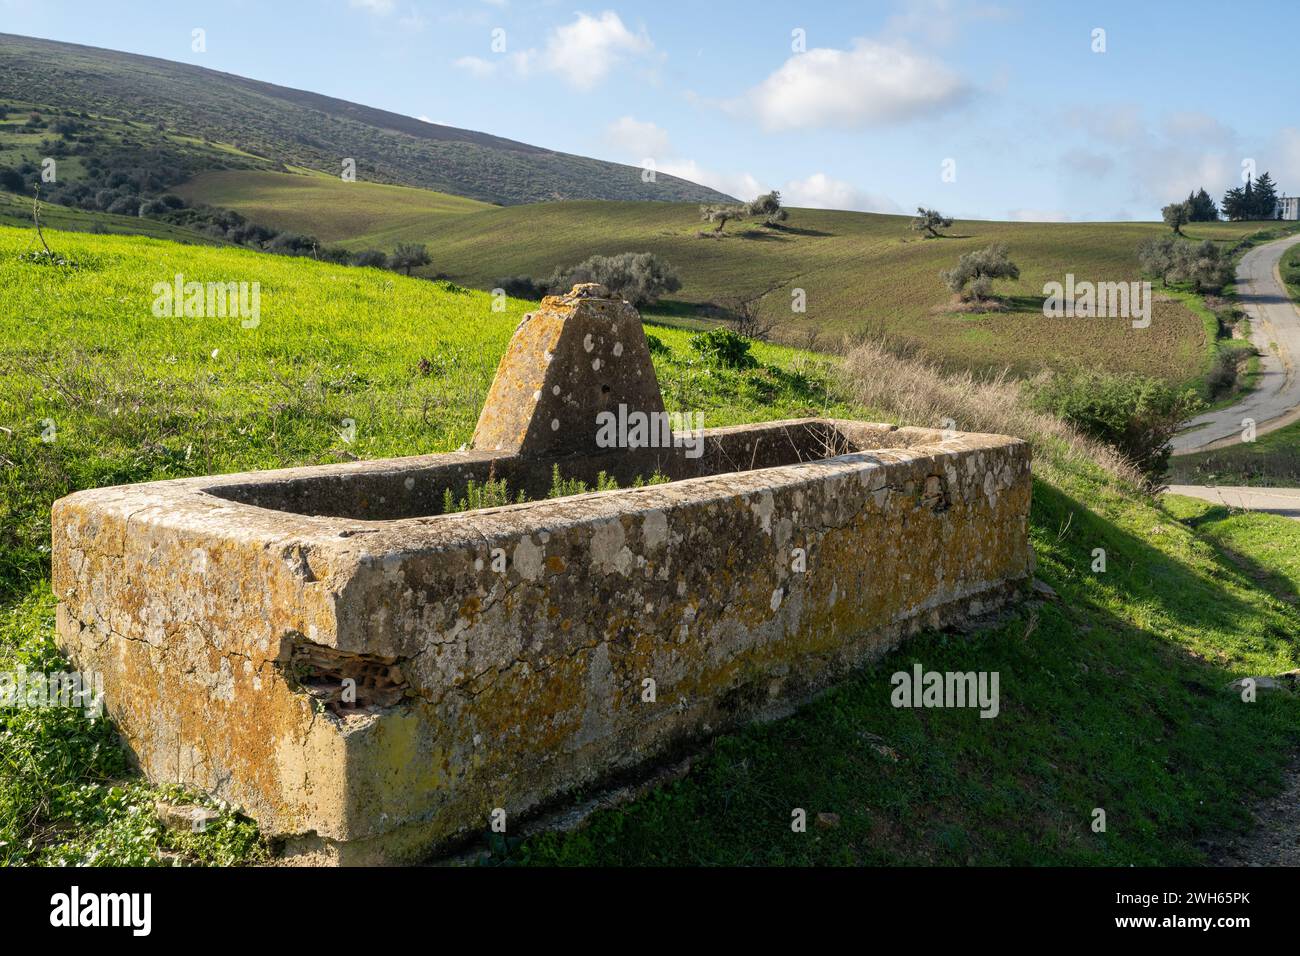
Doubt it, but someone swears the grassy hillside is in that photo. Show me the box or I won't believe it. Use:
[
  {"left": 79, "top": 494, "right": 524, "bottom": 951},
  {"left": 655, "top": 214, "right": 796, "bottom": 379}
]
[
  {"left": 1, "top": 225, "right": 1298, "bottom": 866},
  {"left": 175, "top": 177, "right": 1294, "bottom": 385},
  {"left": 0, "top": 190, "right": 224, "bottom": 245},
  {"left": 175, "top": 169, "right": 490, "bottom": 246},
  {"left": 0, "top": 32, "right": 732, "bottom": 206}
]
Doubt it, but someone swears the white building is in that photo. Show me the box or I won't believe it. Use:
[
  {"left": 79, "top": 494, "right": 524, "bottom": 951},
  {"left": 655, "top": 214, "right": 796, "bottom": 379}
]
[{"left": 1278, "top": 196, "right": 1300, "bottom": 221}]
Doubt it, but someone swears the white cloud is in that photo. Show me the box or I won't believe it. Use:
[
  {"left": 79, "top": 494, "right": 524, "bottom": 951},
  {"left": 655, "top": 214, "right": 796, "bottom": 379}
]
[
  {"left": 543, "top": 11, "right": 653, "bottom": 91},
  {"left": 605, "top": 116, "right": 671, "bottom": 159},
  {"left": 1061, "top": 104, "right": 1257, "bottom": 212},
  {"left": 453, "top": 12, "right": 650, "bottom": 90},
  {"left": 738, "top": 38, "right": 970, "bottom": 131},
  {"left": 454, "top": 55, "right": 497, "bottom": 78},
  {"left": 657, "top": 160, "right": 764, "bottom": 202},
  {"left": 349, "top": 0, "right": 395, "bottom": 14},
  {"left": 781, "top": 173, "right": 902, "bottom": 213}
]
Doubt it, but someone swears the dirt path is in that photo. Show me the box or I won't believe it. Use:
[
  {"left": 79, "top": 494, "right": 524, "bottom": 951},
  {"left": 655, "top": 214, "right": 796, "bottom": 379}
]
[
  {"left": 1172, "top": 232, "right": 1300, "bottom": 455},
  {"left": 1207, "top": 758, "right": 1300, "bottom": 866}
]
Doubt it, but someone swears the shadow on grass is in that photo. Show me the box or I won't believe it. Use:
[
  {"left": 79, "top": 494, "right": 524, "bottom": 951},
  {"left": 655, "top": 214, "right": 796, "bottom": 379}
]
[
  {"left": 765, "top": 224, "right": 835, "bottom": 238},
  {"left": 1168, "top": 502, "right": 1300, "bottom": 606}
]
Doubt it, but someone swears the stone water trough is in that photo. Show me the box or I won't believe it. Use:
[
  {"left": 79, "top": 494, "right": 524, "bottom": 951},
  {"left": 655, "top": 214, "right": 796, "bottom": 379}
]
[{"left": 52, "top": 284, "right": 1033, "bottom": 863}]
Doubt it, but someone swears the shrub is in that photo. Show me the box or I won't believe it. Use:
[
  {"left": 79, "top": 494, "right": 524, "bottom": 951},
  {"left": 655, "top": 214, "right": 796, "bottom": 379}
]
[
  {"left": 940, "top": 243, "right": 1019, "bottom": 299},
  {"left": 1137, "top": 237, "right": 1233, "bottom": 292},
  {"left": 0, "top": 166, "right": 25, "bottom": 192},
  {"left": 318, "top": 245, "right": 353, "bottom": 264},
  {"left": 690, "top": 328, "right": 757, "bottom": 369},
  {"left": 546, "top": 251, "right": 681, "bottom": 306},
  {"left": 1027, "top": 370, "right": 1203, "bottom": 483},
  {"left": 351, "top": 249, "right": 388, "bottom": 268},
  {"left": 264, "top": 232, "right": 314, "bottom": 255},
  {"left": 388, "top": 242, "right": 431, "bottom": 275},
  {"left": 747, "top": 190, "right": 788, "bottom": 226},
  {"left": 105, "top": 195, "right": 141, "bottom": 216},
  {"left": 494, "top": 275, "right": 544, "bottom": 299}
]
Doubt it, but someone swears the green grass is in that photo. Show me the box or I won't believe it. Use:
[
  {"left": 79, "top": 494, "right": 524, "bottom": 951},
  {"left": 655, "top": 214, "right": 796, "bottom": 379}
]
[
  {"left": 0, "top": 222, "right": 846, "bottom": 864},
  {"left": 1164, "top": 495, "right": 1300, "bottom": 602},
  {"left": 175, "top": 176, "right": 1292, "bottom": 386},
  {"left": 3, "top": 224, "right": 1299, "bottom": 866}
]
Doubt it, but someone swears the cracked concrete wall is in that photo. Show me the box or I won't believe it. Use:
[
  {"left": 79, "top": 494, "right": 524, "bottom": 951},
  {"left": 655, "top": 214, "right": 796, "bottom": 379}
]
[{"left": 50, "top": 286, "right": 1034, "bottom": 864}]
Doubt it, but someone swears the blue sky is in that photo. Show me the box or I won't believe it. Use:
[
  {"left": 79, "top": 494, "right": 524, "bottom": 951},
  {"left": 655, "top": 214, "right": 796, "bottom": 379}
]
[{"left": 5, "top": 0, "right": 1298, "bottom": 220}]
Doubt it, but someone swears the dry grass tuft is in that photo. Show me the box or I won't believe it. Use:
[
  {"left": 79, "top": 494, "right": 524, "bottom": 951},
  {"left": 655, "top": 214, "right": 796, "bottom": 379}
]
[{"left": 839, "top": 338, "right": 1144, "bottom": 487}]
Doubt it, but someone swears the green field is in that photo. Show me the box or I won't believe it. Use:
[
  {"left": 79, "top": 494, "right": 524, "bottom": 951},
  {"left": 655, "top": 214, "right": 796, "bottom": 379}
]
[
  {"left": 0, "top": 190, "right": 223, "bottom": 245},
  {"left": 175, "top": 168, "right": 491, "bottom": 247},
  {"left": 2, "top": 224, "right": 1299, "bottom": 866},
  {"left": 178, "top": 169, "right": 1292, "bottom": 385}
]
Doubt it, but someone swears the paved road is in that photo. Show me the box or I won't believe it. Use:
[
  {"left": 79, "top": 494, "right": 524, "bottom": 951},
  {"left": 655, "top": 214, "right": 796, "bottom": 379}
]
[
  {"left": 1166, "top": 484, "right": 1300, "bottom": 520},
  {"left": 1171, "top": 232, "right": 1300, "bottom": 455}
]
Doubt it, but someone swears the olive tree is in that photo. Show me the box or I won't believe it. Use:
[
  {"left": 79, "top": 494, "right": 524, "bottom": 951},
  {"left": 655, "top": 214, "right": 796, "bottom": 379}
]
[
  {"left": 940, "top": 243, "right": 1020, "bottom": 300},
  {"left": 911, "top": 207, "right": 953, "bottom": 238}
]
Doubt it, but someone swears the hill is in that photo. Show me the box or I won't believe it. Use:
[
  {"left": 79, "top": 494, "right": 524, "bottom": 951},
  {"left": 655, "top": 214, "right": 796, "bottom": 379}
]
[
  {"left": 173, "top": 171, "right": 1293, "bottom": 386},
  {"left": 1, "top": 225, "right": 1297, "bottom": 865},
  {"left": 174, "top": 168, "right": 490, "bottom": 247},
  {"left": 0, "top": 32, "right": 732, "bottom": 206}
]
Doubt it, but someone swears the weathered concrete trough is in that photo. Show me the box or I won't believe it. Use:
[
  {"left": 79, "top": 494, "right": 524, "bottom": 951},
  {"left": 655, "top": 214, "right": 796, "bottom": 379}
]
[{"left": 52, "top": 284, "right": 1033, "bottom": 863}]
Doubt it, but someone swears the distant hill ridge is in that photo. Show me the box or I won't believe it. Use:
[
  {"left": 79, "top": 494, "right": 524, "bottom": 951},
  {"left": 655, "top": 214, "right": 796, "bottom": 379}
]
[{"left": 0, "top": 32, "right": 734, "bottom": 206}]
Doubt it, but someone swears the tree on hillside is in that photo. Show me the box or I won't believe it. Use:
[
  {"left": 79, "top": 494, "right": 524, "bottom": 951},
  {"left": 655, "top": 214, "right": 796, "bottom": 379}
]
[
  {"left": 545, "top": 251, "right": 681, "bottom": 306},
  {"left": 1136, "top": 235, "right": 1181, "bottom": 287},
  {"left": 1253, "top": 171, "right": 1279, "bottom": 219},
  {"left": 351, "top": 249, "right": 388, "bottom": 268},
  {"left": 746, "top": 190, "right": 788, "bottom": 226},
  {"left": 1161, "top": 201, "right": 1190, "bottom": 235},
  {"left": 1174, "top": 239, "right": 1234, "bottom": 293},
  {"left": 1137, "top": 236, "right": 1233, "bottom": 292},
  {"left": 699, "top": 202, "right": 747, "bottom": 234},
  {"left": 1185, "top": 188, "right": 1219, "bottom": 222},
  {"left": 1223, "top": 174, "right": 1259, "bottom": 221},
  {"left": 911, "top": 207, "right": 953, "bottom": 238},
  {"left": 940, "top": 243, "right": 1020, "bottom": 300},
  {"left": 388, "top": 242, "right": 431, "bottom": 276},
  {"left": 0, "top": 166, "right": 25, "bottom": 192},
  {"left": 1221, "top": 184, "right": 1246, "bottom": 221}
]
